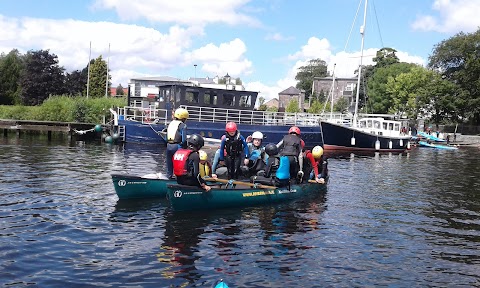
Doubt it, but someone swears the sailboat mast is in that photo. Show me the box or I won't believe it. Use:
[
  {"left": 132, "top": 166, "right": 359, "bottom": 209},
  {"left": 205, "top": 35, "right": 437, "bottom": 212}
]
[
  {"left": 352, "top": 0, "right": 368, "bottom": 127},
  {"left": 330, "top": 63, "right": 336, "bottom": 118}
]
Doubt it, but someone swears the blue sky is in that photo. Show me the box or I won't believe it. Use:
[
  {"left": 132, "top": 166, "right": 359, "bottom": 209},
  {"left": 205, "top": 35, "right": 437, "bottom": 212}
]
[{"left": 1, "top": 0, "right": 479, "bottom": 101}]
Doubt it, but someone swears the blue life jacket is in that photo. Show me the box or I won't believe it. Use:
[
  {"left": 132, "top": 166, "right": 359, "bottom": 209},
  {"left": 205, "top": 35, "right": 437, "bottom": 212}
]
[
  {"left": 249, "top": 149, "right": 261, "bottom": 161},
  {"left": 275, "top": 156, "right": 290, "bottom": 180}
]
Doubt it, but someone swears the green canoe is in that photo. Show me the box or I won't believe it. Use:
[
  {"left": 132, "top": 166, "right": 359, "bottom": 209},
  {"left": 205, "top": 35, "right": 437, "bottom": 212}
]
[
  {"left": 111, "top": 173, "right": 176, "bottom": 199},
  {"left": 166, "top": 180, "right": 328, "bottom": 211}
]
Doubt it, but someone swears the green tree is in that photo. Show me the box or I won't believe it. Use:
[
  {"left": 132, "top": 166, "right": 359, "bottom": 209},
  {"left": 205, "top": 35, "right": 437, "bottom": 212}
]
[
  {"left": 116, "top": 84, "right": 125, "bottom": 96},
  {"left": 367, "top": 62, "right": 417, "bottom": 113},
  {"left": 286, "top": 99, "right": 300, "bottom": 113},
  {"left": 257, "top": 96, "right": 267, "bottom": 111},
  {"left": 0, "top": 49, "right": 24, "bottom": 105},
  {"left": 88, "top": 55, "right": 111, "bottom": 98},
  {"left": 20, "top": 49, "right": 65, "bottom": 106},
  {"left": 65, "top": 66, "right": 88, "bottom": 96},
  {"left": 428, "top": 29, "right": 480, "bottom": 124},
  {"left": 333, "top": 97, "right": 349, "bottom": 113},
  {"left": 372, "top": 47, "right": 400, "bottom": 68},
  {"left": 308, "top": 99, "right": 325, "bottom": 114},
  {"left": 295, "top": 58, "right": 328, "bottom": 102}
]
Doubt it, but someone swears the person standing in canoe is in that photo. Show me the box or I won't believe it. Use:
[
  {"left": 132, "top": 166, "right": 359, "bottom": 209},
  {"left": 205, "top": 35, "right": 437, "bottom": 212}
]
[
  {"left": 250, "top": 143, "right": 290, "bottom": 187},
  {"left": 198, "top": 150, "right": 213, "bottom": 178},
  {"left": 173, "top": 134, "right": 211, "bottom": 192},
  {"left": 218, "top": 122, "right": 249, "bottom": 179},
  {"left": 276, "top": 126, "right": 304, "bottom": 183},
  {"left": 166, "top": 108, "right": 189, "bottom": 179},
  {"left": 303, "top": 145, "right": 328, "bottom": 184}
]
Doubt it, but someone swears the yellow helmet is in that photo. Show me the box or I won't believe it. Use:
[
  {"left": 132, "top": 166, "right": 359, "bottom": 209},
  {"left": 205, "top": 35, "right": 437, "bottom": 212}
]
[
  {"left": 174, "top": 108, "right": 189, "bottom": 120},
  {"left": 312, "top": 146, "right": 324, "bottom": 159},
  {"left": 199, "top": 150, "right": 208, "bottom": 161}
]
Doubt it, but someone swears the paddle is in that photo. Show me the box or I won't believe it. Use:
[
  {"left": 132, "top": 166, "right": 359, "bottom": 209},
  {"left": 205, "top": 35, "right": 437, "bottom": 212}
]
[
  {"left": 204, "top": 177, "right": 277, "bottom": 189},
  {"left": 308, "top": 179, "right": 325, "bottom": 184}
]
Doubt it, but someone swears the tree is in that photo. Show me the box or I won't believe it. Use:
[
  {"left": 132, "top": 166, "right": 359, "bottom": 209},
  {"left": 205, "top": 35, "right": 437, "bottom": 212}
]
[
  {"left": 333, "top": 97, "right": 349, "bottom": 113},
  {"left": 88, "top": 56, "right": 110, "bottom": 98},
  {"left": 285, "top": 99, "right": 300, "bottom": 113},
  {"left": 372, "top": 47, "right": 400, "bottom": 68},
  {"left": 295, "top": 59, "right": 329, "bottom": 102},
  {"left": 0, "top": 49, "right": 24, "bottom": 105},
  {"left": 366, "top": 62, "right": 417, "bottom": 113},
  {"left": 65, "top": 66, "right": 88, "bottom": 96},
  {"left": 20, "top": 49, "right": 65, "bottom": 106},
  {"left": 428, "top": 29, "right": 480, "bottom": 124},
  {"left": 116, "top": 84, "right": 125, "bottom": 96},
  {"left": 257, "top": 96, "right": 267, "bottom": 111},
  {"left": 307, "top": 99, "right": 326, "bottom": 114}
]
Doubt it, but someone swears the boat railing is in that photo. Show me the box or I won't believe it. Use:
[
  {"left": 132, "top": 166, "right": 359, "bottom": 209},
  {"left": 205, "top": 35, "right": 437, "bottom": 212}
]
[
  {"left": 116, "top": 105, "right": 170, "bottom": 125},
  {"left": 180, "top": 105, "right": 327, "bottom": 126}
]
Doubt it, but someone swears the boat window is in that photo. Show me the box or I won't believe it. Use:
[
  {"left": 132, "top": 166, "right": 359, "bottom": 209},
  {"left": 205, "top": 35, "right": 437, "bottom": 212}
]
[
  {"left": 374, "top": 120, "right": 380, "bottom": 129},
  {"left": 223, "top": 94, "right": 236, "bottom": 107},
  {"left": 185, "top": 90, "right": 199, "bottom": 104},
  {"left": 383, "top": 122, "right": 387, "bottom": 129},
  {"left": 359, "top": 121, "right": 366, "bottom": 128},
  {"left": 239, "top": 95, "right": 252, "bottom": 108},
  {"left": 175, "top": 87, "right": 181, "bottom": 102},
  {"left": 388, "top": 123, "right": 393, "bottom": 130},
  {"left": 394, "top": 123, "right": 400, "bottom": 131},
  {"left": 204, "top": 92, "right": 211, "bottom": 105},
  {"left": 367, "top": 120, "right": 372, "bottom": 128}
]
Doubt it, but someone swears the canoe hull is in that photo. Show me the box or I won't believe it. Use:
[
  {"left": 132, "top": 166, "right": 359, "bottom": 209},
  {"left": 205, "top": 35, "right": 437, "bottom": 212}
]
[
  {"left": 166, "top": 182, "right": 327, "bottom": 211},
  {"left": 418, "top": 141, "right": 458, "bottom": 150},
  {"left": 112, "top": 174, "right": 175, "bottom": 199}
]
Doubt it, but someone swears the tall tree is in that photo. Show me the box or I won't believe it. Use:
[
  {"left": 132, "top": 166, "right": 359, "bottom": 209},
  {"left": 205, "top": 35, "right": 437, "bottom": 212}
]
[
  {"left": 65, "top": 66, "right": 88, "bottom": 96},
  {"left": 0, "top": 49, "right": 24, "bottom": 105},
  {"left": 20, "top": 49, "right": 65, "bottom": 106},
  {"left": 295, "top": 58, "right": 329, "bottom": 102},
  {"left": 115, "top": 84, "right": 125, "bottom": 96},
  {"left": 88, "top": 55, "right": 111, "bottom": 98},
  {"left": 428, "top": 29, "right": 480, "bottom": 124}
]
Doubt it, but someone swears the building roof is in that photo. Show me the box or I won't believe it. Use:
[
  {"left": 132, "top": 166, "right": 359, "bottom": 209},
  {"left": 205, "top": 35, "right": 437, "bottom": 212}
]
[
  {"left": 189, "top": 77, "right": 216, "bottom": 84},
  {"left": 279, "top": 86, "right": 301, "bottom": 95},
  {"left": 130, "top": 76, "right": 191, "bottom": 83}
]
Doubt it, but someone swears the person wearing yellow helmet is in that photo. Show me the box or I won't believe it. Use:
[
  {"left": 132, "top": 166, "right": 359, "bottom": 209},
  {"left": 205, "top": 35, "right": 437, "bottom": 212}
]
[
  {"left": 166, "top": 108, "right": 189, "bottom": 179},
  {"left": 303, "top": 145, "right": 328, "bottom": 184},
  {"left": 198, "top": 150, "right": 212, "bottom": 178}
]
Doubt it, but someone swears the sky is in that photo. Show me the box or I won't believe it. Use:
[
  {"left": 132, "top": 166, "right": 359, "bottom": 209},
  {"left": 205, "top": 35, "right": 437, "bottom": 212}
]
[{"left": 1, "top": 0, "right": 480, "bottom": 102}]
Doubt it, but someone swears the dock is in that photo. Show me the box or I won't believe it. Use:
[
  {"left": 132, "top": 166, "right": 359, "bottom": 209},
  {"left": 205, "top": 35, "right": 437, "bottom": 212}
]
[{"left": 0, "top": 119, "right": 98, "bottom": 140}]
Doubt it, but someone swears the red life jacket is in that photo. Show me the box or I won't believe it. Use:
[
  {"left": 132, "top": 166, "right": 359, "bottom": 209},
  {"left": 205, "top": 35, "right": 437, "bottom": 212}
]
[{"left": 173, "top": 149, "right": 192, "bottom": 176}]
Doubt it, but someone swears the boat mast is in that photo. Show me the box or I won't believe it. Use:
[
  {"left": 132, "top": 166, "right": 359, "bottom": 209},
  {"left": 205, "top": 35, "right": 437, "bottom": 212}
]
[
  {"left": 352, "top": 0, "right": 368, "bottom": 127},
  {"left": 330, "top": 63, "right": 336, "bottom": 119}
]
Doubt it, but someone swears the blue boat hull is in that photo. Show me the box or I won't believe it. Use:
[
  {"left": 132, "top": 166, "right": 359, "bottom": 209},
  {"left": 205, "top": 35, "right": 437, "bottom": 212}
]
[{"left": 119, "top": 119, "right": 324, "bottom": 147}]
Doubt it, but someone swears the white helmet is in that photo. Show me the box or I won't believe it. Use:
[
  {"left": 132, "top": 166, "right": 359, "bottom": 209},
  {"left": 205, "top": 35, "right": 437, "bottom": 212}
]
[{"left": 251, "top": 131, "right": 263, "bottom": 140}]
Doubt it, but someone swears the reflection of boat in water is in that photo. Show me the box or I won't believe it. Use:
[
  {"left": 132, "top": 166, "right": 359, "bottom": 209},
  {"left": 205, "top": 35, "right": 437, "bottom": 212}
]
[
  {"left": 166, "top": 180, "right": 328, "bottom": 212},
  {"left": 418, "top": 141, "right": 458, "bottom": 150}
]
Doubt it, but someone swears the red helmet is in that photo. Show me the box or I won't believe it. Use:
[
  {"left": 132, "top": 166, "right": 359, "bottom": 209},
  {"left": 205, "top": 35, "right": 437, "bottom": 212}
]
[
  {"left": 289, "top": 126, "right": 301, "bottom": 135},
  {"left": 225, "top": 122, "right": 237, "bottom": 133}
]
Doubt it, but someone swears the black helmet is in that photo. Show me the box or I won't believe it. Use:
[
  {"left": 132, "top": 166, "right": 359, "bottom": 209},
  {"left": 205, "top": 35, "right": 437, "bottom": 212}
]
[
  {"left": 187, "top": 134, "right": 204, "bottom": 150},
  {"left": 265, "top": 143, "right": 278, "bottom": 156}
]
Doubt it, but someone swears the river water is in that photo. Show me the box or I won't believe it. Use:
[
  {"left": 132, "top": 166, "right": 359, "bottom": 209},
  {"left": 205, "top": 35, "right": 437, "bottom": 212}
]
[{"left": 1, "top": 135, "right": 479, "bottom": 287}]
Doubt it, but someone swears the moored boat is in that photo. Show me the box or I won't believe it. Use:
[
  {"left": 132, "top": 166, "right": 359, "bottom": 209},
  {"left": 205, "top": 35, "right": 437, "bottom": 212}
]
[
  {"left": 166, "top": 180, "right": 328, "bottom": 211},
  {"left": 111, "top": 173, "right": 175, "bottom": 199},
  {"left": 418, "top": 141, "right": 458, "bottom": 150}
]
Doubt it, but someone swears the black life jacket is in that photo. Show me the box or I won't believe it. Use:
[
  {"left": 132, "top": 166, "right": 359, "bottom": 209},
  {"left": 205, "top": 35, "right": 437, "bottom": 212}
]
[
  {"left": 225, "top": 132, "right": 243, "bottom": 157},
  {"left": 280, "top": 134, "right": 301, "bottom": 156}
]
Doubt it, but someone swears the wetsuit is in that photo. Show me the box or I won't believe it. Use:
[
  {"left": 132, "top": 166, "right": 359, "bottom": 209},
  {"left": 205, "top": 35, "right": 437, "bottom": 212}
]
[
  {"left": 166, "top": 119, "right": 187, "bottom": 179},
  {"left": 219, "top": 131, "right": 249, "bottom": 179},
  {"left": 173, "top": 149, "right": 207, "bottom": 189},
  {"left": 251, "top": 155, "right": 290, "bottom": 187}
]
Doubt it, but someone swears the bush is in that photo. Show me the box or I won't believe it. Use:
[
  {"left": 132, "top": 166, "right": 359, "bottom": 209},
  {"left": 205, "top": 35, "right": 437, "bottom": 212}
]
[{"left": 0, "top": 95, "right": 126, "bottom": 123}]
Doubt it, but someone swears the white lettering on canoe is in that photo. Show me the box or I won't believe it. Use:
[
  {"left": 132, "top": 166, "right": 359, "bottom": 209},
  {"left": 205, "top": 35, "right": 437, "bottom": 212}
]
[{"left": 173, "top": 190, "right": 183, "bottom": 198}]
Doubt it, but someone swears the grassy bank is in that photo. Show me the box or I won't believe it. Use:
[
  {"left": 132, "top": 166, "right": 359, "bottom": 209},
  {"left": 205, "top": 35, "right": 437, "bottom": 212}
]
[{"left": 0, "top": 95, "right": 126, "bottom": 124}]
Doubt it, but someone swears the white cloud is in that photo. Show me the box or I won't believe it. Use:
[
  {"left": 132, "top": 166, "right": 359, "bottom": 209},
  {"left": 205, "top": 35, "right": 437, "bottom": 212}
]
[
  {"left": 92, "top": 0, "right": 261, "bottom": 26},
  {"left": 265, "top": 32, "right": 294, "bottom": 41},
  {"left": 412, "top": 0, "right": 480, "bottom": 33}
]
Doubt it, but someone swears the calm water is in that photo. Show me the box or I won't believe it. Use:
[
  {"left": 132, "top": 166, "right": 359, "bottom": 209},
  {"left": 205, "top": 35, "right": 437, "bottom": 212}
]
[{"left": 1, "top": 135, "right": 479, "bottom": 287}]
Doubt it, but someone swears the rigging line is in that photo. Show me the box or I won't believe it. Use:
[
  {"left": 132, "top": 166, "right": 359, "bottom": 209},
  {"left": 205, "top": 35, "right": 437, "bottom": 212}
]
[
  {"left": 343, "top": 0, "right": 364, "bottom": 52},
  {"left": 371, "top": 0, "right": 384, "bottom": 48}
]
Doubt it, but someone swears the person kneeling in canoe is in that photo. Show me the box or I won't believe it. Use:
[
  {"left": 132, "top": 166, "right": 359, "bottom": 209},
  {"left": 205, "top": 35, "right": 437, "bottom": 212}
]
[
  {"left": 198, "top": 150, "right": 213, "bottom": 178},
  {"left": 277, "top": 126, "right": 304, "bottom": 184},
  {"left": 250, "top": 143, "right": 290, "bottom": 187},
  {"left": 241, "top": 131, "right": 267, "bottom": 177},
  {"left": 303, "top": 145, "right": 328, "bottom": 184},
  {"left": 173, "top": 134, "right": 211, "bottom": 192}
]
